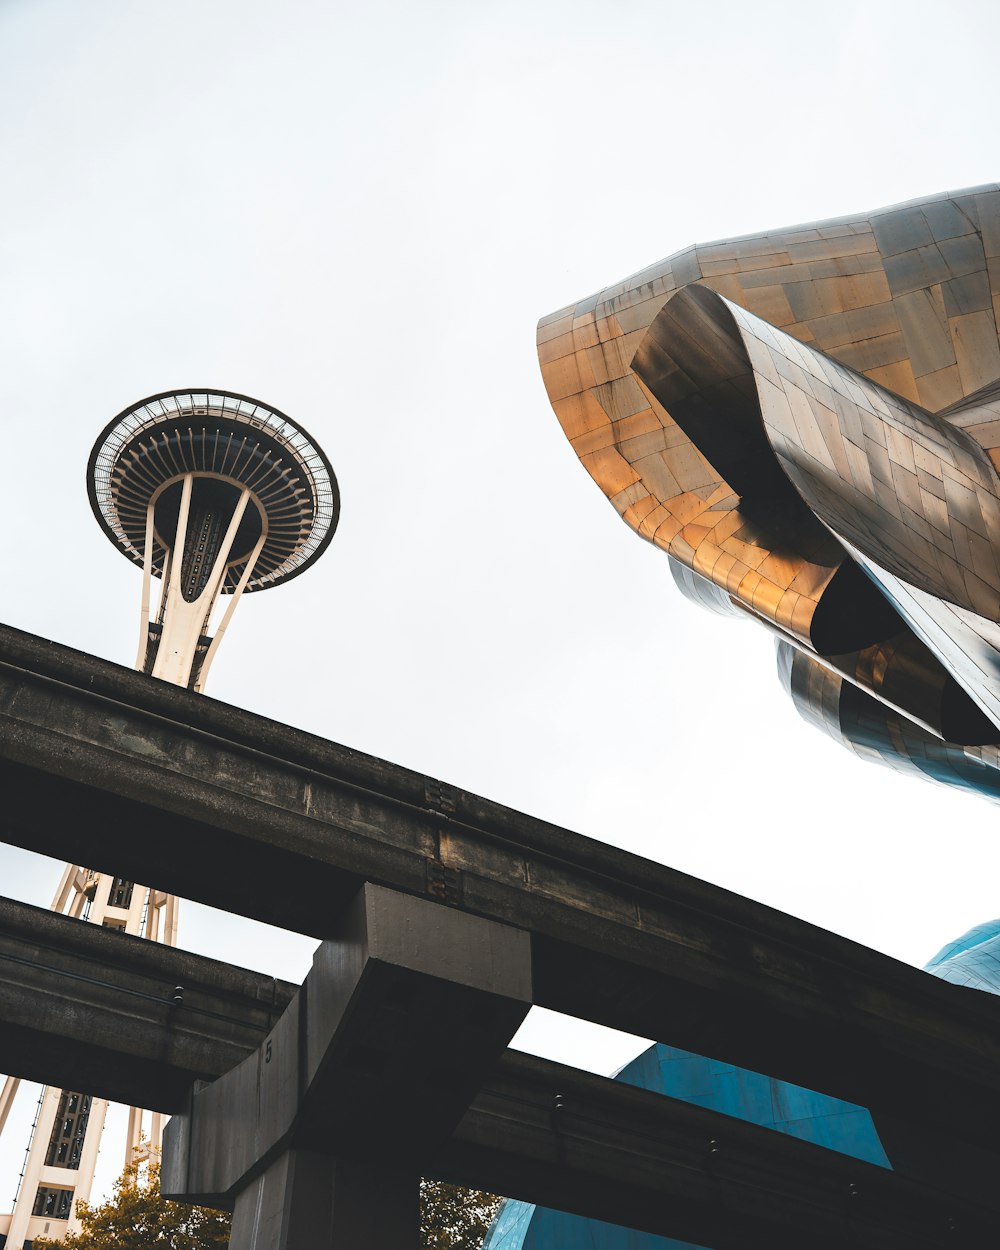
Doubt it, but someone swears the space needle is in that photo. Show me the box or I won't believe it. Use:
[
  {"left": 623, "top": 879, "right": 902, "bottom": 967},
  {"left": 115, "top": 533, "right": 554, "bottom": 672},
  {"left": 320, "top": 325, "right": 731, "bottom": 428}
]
[{"left": 0, "top": 390, "right": 338, "bottom": 1246}]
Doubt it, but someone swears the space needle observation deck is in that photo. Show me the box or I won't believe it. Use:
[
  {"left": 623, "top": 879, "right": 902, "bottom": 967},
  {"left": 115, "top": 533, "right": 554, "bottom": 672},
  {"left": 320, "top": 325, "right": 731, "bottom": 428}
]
[{"left": 88, "top": 388, "right": 339, "bottom": 689}]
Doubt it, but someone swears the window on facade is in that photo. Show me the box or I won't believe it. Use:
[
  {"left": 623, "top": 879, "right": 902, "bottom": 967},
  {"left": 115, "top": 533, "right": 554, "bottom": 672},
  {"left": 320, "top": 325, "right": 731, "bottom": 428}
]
[
  {"left": 109, "top": 877, "right": 135, "bottom": 909},
  {"left": 32, "top": 1185, "right": 73, "bottom": 1219},
  {"left": 43, "top": 1091, "right": 92, "bottom": 1169}
]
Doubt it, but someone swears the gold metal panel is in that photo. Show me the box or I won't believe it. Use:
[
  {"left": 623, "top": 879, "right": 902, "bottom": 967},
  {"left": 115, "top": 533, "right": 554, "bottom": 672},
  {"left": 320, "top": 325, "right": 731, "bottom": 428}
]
[
  {"left": 951, "top": 310, "right": 1000, "bottom": 394},
  {"left": 621, "top": 429, "right": 670, "bottom": 460},
  {"left": 536, "top": 309, "right": 575, "bottom": 342},
  {"left": 836, "top": 331, "right": 909, "bottom": 374},
  {"left": 915, "top": 363, "right": 965, "bottom": 410},
  {"left": 539, "top": 351, "right": 598, "bottom": 403},
  {"left": 622, "top": 493, "right": 661, "bottom": 532},
  {"left": 870, "top": 208, "right": 936, "bottom": 257},
  {"left": 550, "top": 390, "right": 611, "bottom": 441},
  {"left": 894, "top": 286, "right": 956, "bottom": 375},
  {"left": 785, "top": 234, "right": 878, "bottom": 263},
  {"left": 570, "top": 425, "right": 618, "bottom": 457},
  {"left": 867, "top": 360, "right": 919, "bottom": 402},
  {"left": 579, "top": 446, "right": 641, "bottom": 497},
  {"left": 883, "top": 245, "right": 954, "bottom": 296},
  {"left": 630, "top": 451, "right": 681, "bottom": 502},
  {"left": 614, "top": 409, "right": 662, "bottom": 443},
  {"left": 941, "top": 271, "right": 992, "bottom": 317},
  {"left": 975, "top": 191, "right": 1000, "bottom": 258},
  {"left": 594, "top": 376, "right": 652, "bottom": 422},
  {"left": 807, "top": 252, "right": 886, "bottom": 281},
  {"left": 940, "top": 231, "right": 988, "bottom": 278},
  {"left": 737, "top": 283, "right": 795, "bottom": 328}
]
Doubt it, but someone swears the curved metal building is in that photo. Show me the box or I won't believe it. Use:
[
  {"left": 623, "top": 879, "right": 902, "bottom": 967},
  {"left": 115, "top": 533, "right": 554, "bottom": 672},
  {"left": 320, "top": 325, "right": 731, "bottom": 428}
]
[
  {"left": 498, "top": 185, "right": 1000, "bottom": 1250},
  {"left": 538, "top": 184, "right": 1000, "bottom": 801}
]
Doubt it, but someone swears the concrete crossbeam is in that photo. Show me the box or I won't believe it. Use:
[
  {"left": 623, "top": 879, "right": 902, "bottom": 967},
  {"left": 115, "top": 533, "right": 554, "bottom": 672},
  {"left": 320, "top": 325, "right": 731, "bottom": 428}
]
[
  {"left": 162, "top": 885, "right": 531, "bottom": 1215},
  {"left": 3, "top": 624, "right": 1000, "bottom": 1153}
]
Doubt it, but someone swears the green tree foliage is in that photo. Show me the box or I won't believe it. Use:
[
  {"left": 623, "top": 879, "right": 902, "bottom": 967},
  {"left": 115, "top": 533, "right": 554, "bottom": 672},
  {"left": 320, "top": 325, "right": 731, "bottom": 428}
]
[
  {"left": 420, "top": 1180, "right": 501, "bottom": 1249},
  {"left": 33, "top": 1157, "right": 230, "bottom": 1250},
  {"left": 35, "top": 1161, "right": 500, "bottom": 1249}
]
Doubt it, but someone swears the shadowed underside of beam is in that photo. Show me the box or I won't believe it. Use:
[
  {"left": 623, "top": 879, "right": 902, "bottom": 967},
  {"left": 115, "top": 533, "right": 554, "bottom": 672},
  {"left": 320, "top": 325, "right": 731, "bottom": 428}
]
[
  {"left": 0, "top": 896, "right": 295, "bottom": 1109},
  {"left": 2, "top": 623, "right": 1000, "bottom": 1159}
]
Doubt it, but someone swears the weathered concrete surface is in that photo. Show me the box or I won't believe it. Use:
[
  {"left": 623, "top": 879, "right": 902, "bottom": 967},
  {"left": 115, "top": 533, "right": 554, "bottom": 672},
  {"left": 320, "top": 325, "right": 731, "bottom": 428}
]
[
  {"left": 436, "top": 1051, "right": 997, "bottom": 1250},
  {"left": 229, "top": 1154, "right": 417, "bottom": 1250},
  {"left": 0, "top": 896, "right": 294, "bottom": 1109},
  {"left": 0, "top": 889, "right": 994, "bottom": 1247},
  {"left": 3, "top": 623, "right": 1000, "bottom": 1155},
  {"left": 163, "top": 885, "right": 531, "bottom": 1211}
]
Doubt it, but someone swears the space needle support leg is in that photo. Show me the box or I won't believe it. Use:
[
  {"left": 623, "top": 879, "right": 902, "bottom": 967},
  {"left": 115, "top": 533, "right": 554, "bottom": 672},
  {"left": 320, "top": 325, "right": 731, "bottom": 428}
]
[
  {"left": 175, "top": 472, "right": 194, "bottom": 556},
  {"left": 136, "top": 496, "right": 157, "bottom": 670},
  {"left": 125, "top": 1106, "right": 142, "bottom": 1167},
  {"left": 196, "top": 521, "right": 267, "bottom": 691},
  {"left": 164, "top": 893, "right": 179, "bottom": 947},
  {"left": 0, "top": 1077, "right": 20, "bottom": 1135},
  {"left": 202, "top": 489, "right": 252, "bottom": 607},
  {"left": 49, "top": 862, "right": 77, "bottom": 913}
]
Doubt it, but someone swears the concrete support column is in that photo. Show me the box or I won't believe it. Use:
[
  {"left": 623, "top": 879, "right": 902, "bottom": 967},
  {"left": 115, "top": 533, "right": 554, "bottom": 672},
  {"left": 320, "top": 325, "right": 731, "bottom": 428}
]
[
  {"left": 230, "top": 1153, "right": 417, "bottom": 1250},
  {"left": 164, "top": 883, "right": 531, "bottom": 1240}
]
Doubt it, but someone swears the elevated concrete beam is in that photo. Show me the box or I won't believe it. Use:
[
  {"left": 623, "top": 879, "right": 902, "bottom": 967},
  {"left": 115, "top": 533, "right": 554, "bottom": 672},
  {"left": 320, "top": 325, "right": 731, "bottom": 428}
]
[
  {"left": 0, "top": 891, "right": 993, "bottom": 1247},
  {"left": 436, "top": 1045, "right": 996, "bottom": 1248},
  {"left": 0, "top": 896, "right": 294, "bottom": 1109},
  {"left": 3, "top": 625, "right": 1000, "bottom": 1152}
]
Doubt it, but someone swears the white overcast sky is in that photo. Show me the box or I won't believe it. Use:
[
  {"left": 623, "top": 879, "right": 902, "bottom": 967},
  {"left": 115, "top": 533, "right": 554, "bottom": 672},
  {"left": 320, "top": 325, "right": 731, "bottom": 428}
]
[{"left": 2, "top": 0, "right": 1000, "bottom": 1207}]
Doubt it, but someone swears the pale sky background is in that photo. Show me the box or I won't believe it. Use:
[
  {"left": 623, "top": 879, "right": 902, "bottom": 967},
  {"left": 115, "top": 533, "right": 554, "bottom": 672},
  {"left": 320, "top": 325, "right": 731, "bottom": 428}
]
[{"left": 2, "top": 0, "right": 1000, "bottom": 1210}]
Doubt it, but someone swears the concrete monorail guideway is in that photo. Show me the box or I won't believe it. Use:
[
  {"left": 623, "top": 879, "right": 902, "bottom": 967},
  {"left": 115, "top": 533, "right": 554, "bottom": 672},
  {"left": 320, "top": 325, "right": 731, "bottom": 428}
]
[{"left": 1, "top": 622, "right": 999, "bottom": 1247}]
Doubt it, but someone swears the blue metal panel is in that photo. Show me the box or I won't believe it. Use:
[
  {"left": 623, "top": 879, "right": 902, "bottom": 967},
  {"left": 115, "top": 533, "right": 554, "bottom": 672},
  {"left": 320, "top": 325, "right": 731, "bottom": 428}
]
[{"left": 926, "top": 917, "right": 1000, "bottom": 991}]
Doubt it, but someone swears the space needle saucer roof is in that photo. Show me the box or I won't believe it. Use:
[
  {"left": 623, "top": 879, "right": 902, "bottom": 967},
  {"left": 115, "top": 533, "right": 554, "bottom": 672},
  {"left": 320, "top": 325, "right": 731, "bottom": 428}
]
[{"left": 87, "top": 389, "right": 339, "bottom": 593}]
